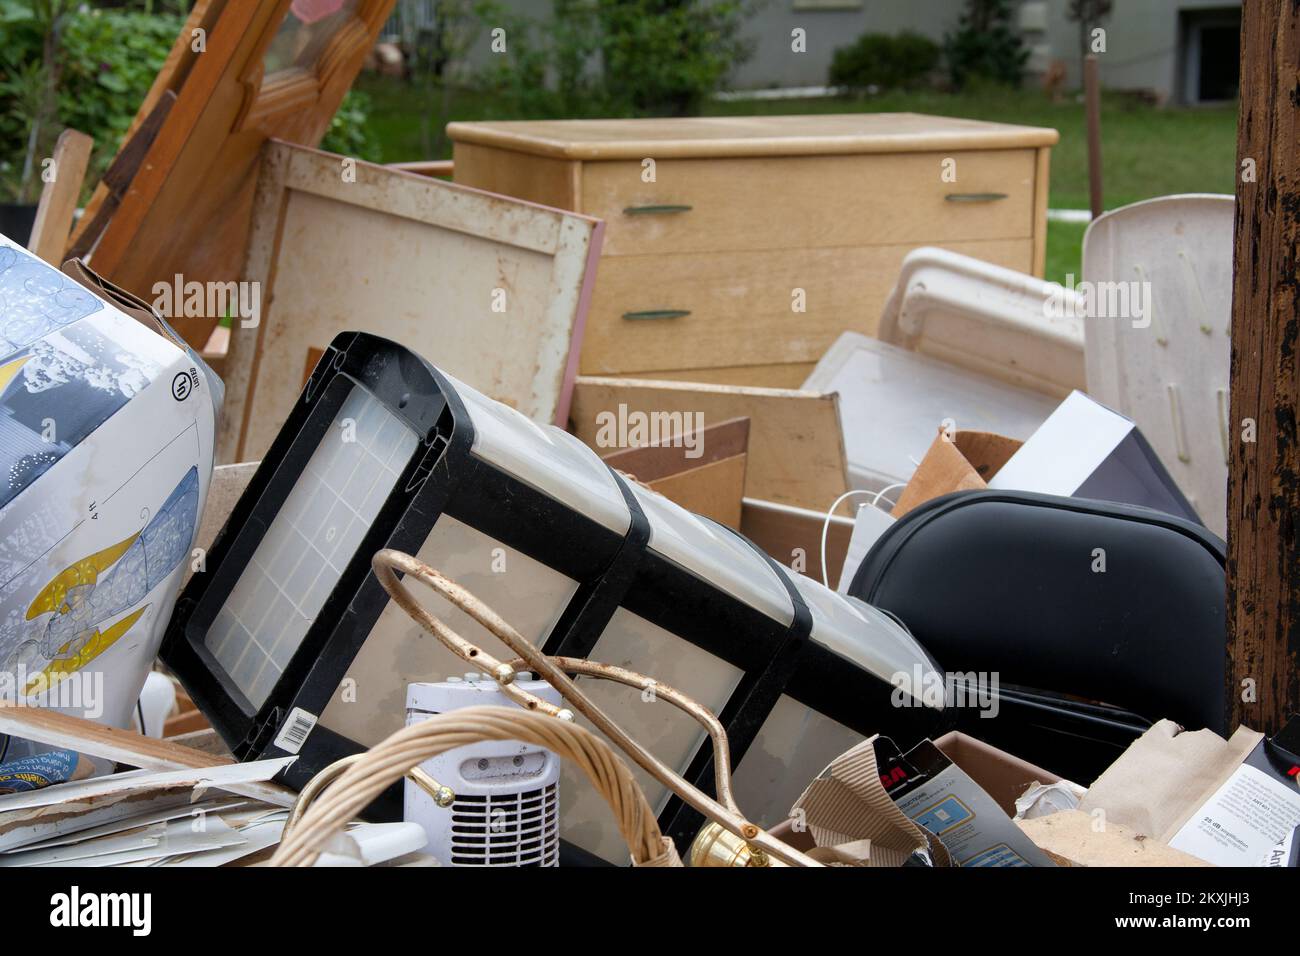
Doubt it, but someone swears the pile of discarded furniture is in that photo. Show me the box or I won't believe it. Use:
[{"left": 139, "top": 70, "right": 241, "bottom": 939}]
[{"left": 1, "top": 2, "right": 1295, "bottom": 870}]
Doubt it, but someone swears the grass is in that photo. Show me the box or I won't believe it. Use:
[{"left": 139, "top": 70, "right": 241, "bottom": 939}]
[{"left": 356, "top": 77, "right": 1238, "bottom": 283}]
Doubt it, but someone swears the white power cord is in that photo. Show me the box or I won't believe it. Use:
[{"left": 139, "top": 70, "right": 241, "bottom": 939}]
[{"left": 818, "top": 484, "right": 906, "bottom": 588}]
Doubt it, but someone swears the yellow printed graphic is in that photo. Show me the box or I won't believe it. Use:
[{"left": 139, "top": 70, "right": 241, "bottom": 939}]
[
  {"left": 24, "top": 605, "right": 149, "bottom": 695},
  {"left": 0, "top": 355, "right": 28, "bottom": 396},
  {"left": 25, "top": 532, "right": 141, "bottom": 618}
]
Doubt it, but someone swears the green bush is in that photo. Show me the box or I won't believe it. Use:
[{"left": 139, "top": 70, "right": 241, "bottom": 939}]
[
  {"left": 829, "top": 31, "right": 940, "bottom": 93},
  {"left": 474, "top": 0, "right": 755, "bottom": 119},
  {"left": 0, "top": 4, "right": 183, "bottom": 201},
  {"left": 321, "top": 89, "right": 381, "bottom": 162},
  {"left": 944, "top": 0, "right": 1028, "bottom": 90}
]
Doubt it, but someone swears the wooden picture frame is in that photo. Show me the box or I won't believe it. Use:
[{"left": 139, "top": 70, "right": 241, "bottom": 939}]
[{"left": 217, "top": 141, "right": 603, "bottom": 464}]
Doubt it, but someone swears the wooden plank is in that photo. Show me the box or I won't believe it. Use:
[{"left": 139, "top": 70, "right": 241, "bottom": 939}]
[
  {"left": 0, "top": 705, "right": 295, "bottom": 808},
  {"left": 603, "top": 417, "right": 750, "bottom": 527},
  {"left": 26, "top": 129, "right": 93, "bottom": 266},
  {"left": 1018, "top": 810, "right": 1210, "bottom": 867},
  {"left": 218, "top": 141, "right": 602, "bottom": 463},
  {"left": 1226, "top": 0, "right": 1300, "bottom": 735},
  {"left": 184, "top": 460, "right": 258, "bottom": 586},
  {"left": 642, "top": 363, "right": 816, "bottom": 389},
  {"left": 571, "top": 376, "right": 848, "bottom": 510},
  {"left": 388, "top": 159, "right": 454, "bottom": 178},
  {"left": 1084, "top": 55, "right": 1105, "bottom": 221},
  {"left": 602, "top": 417, "right": 749, "bottom": 481},
  {"left": 739, "top": 497, "right": 853, "bottom": 586},
  {"left": 65, "top": 91, "right": 177, "bottom": 261},
  {"left": 68, "top": 0, "right": 217, "bottom": 250},
  {"left": 646, "top": 455, "right": 747, "bottom": 529}
]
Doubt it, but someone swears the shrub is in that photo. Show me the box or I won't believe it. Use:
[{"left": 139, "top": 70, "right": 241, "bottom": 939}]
[
  {"left": 0, "top": 5, "right": 183, "bottom": 201},
  {"left": 474, "top": 0, "right": 755, "bottom": 118},
  {"left": 829, "top": 31, "right": 940, "bottom": 93},
  {"left": 321, "top": 89, "right": 381, "bottom": 162},
  {"left": 943, "top": 0, "right": 1028, "bottom": 90}
]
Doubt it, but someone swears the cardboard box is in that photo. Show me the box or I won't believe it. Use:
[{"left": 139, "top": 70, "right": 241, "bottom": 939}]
[
  {"left": 0, "top": 235, "right": 218, "bottom": 780},
  {"left": 772, "top": 730, "right": 1059, "bottom": 854}
]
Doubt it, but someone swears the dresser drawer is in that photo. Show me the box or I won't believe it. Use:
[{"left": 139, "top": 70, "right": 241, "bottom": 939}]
[
  {"left": 580, "top": 238, "right": 1034, "bottom": 375},
  {"left": 581, "top": 150, "right": 1037, "bottom": 257}
]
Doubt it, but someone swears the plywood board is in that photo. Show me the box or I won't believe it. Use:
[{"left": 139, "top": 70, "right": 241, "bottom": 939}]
[
  {"left": 0, "top": 706, "right": 295, "bottom": 810},
  {"left": 603, "top": 417, "right": 749, "bottom": 527},
  {"left": 571, "top": 376, "right": 847, "bottom": 510},
  {"left": 739, "top": 497, "right": 853, "bottom": 586},
  {"left": 219, "top": 141, "right": 603, "bottom": 463}
]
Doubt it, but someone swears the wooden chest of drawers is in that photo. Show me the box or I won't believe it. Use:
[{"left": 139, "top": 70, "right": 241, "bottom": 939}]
[{"left": 448, "top": 114, "right": 1058, "bottom": 387}]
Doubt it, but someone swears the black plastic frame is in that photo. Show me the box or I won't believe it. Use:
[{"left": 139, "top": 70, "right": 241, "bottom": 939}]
[{"left": 164, "top": 332, "right": 943, "bottom": 856}]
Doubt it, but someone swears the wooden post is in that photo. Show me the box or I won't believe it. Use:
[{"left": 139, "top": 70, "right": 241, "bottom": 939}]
[
  {"left": 26, "top": 128, "right": 92, "bottom": 266},
  {"left": 1083, "top": 54, "right": 1103, "bottom": 220},
  {"left": 1226, "top": 0, "right": 1300, "bottom": 734}
]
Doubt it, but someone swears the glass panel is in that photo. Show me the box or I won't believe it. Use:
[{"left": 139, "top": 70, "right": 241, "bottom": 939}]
[
  {"left": 318, "top": 514, "right": 580, "bottom": 747},
  {"left": 206, "top": 385, "right": 418, "bottom": 708},
  {"left": 263, "top": 0, "right": 358, "bottom": 76}
]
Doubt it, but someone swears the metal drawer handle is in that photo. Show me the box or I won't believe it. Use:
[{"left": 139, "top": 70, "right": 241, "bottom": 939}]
[
  {"left": 944, "top": 192, "right": 1009, "bottom": 203},
  {"left": 622, "top": 309, "right": 691, "bottom": 320},
  {"left": 623, "top": 204, "right": 693, "bottom": 215}
]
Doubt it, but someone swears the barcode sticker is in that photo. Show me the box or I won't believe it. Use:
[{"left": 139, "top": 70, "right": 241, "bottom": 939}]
[{"left": 273, "top": 708, "right": 318, "bottom": 754}]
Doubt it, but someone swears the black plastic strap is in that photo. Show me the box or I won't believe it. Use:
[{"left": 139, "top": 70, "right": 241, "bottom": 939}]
[
  {"left": 542, "top": 465, "right": 650, "bottom": 660},
  {"left": 661, "top": 520, "right": 813, "bottom": 847}
]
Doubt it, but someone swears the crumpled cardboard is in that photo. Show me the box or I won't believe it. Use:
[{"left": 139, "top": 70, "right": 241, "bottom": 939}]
[
  {"left": 788, "top": 734, "right": 952, "bottom": 867},
  {"left": 891, "top": 429, "right": 1022, "bottom": 518},
  {"left": 1018, "top": 809, "right": 1210, "bottom": 867},
  {"left": 1077, "top": 718, "right": 1262, "bottom": 842}
]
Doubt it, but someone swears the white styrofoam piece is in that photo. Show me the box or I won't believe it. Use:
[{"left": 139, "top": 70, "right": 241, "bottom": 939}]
[
  {"left": 314, "top": 822, "right": 430, "bottom": 868},
  {"left": 803, "top": 333, "right": 1059, "bottom": 493},
  {"left": 1082, "top": 194, "right": 1233, "bottom": 538},
  {"left": 878, "top": 246, "right": 1086, "bottom": 397}
]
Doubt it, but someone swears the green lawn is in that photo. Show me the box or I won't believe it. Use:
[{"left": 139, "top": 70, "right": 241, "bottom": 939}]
[{"left": 357, "top": 78, "right": 1238, "bottom": 283}]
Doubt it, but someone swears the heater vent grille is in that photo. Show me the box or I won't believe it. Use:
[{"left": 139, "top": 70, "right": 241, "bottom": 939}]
[{"left": 448, "top": 783, "right": 560, "bottom": 866}]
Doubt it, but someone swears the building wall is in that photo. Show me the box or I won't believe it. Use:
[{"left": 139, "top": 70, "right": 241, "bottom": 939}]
[
  {"left": 728, "top": 0, "right": 962, "bottom": 90},
  {"left": 727, "top": 0, "right": 1241, "bottom": 103},
  {"left": 1027, "top": 0, "right": 1240, "bottom": 104},
  {"left": 387, "top": 0, "right": 1241, "bottom": 105}
]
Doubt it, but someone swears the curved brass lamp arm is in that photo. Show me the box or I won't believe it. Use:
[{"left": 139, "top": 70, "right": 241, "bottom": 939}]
[{"left": 370, "top": 548, "right": 818, "bottom": 868}]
